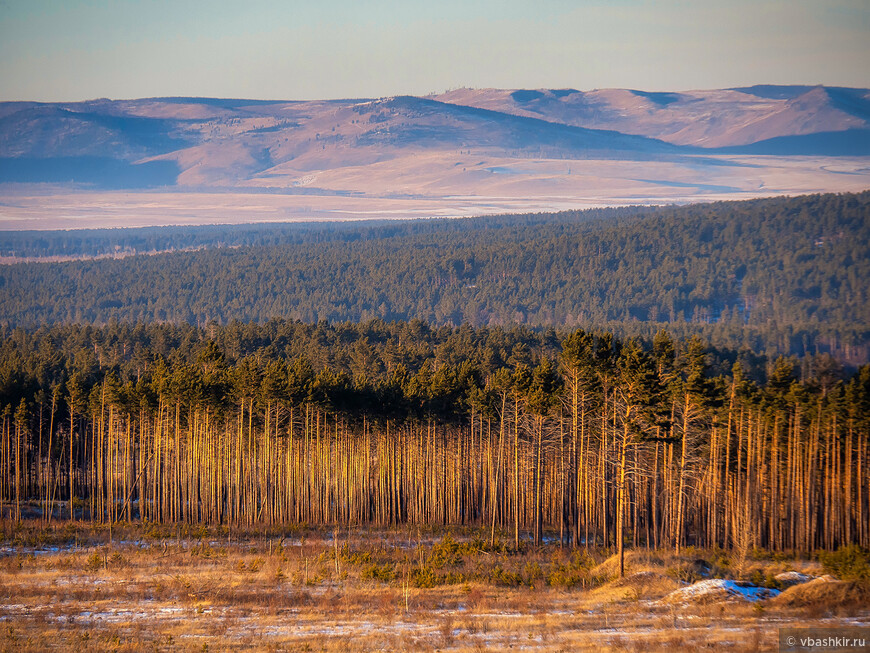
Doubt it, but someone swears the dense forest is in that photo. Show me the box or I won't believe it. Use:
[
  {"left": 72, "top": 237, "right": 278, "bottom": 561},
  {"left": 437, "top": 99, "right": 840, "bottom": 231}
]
[
  {"left": 1, "top": 192, "right": 868, "bottom": 362},
  {"left": 1, "top": 205, "right": 650, "bottom": 259},
  {"left": 0, "top": 320, "right": 867, "bottom": 563}
]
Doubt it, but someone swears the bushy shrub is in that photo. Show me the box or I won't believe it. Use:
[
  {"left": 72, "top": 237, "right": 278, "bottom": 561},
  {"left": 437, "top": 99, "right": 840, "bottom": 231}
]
[
  {"left": 429, "top": 534, "right": 464, "bottom": 569},
  {"left": 819, "top": 545, "right": 870, "bottom": 581},
  {"left": 523, "top": 561, "right": 544, "bottom": 586},
  {"left": 361, "top": 563, "right": 396, "bottom": 582},
  {"left": 666, "top": 565, "right": 702, "bottom": 584},
  {"left": 412, "top": 565, "right": 439, "bottom": 588},
  {"left": 547, "top": 566, "right": 588, "bottom": 588},
  {"left": 489, "top": 565, "right": 522, "bottom": 586},
  {"left": 749, "top": 569, "right": 783, "bottom": 589},
  {"left": 544, "top": 549, "right": 596, "bottom": 587},
  {"left": 569, "top": 549, "right": 597, "bottom": 571},
  {"left": 108, "top": 552, "right": 129, "bottom": 569},
  {"left": 190, "top": 543, "right": 225, "bottom": 558},
  {"left": 339, "top": 544, "right": 372, "bottom": 566},
  {"left": 85, "top": 551, "right": 104, "bottom": 572}
]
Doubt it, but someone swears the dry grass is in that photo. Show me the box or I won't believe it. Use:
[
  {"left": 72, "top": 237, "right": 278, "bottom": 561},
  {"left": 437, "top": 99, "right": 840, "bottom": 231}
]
[
  {"left": 771, "top": 576, "right": 870, "bottom": 611},
  {"left": 589, "top": 571, "right": 682, "bottom": 604},
  {"left": 0, "top": 522, "right": 867, "bottom": 651}
]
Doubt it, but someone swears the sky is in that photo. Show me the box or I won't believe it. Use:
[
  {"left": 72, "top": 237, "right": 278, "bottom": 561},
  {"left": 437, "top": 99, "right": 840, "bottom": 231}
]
[{"left": 1, "top": 0, "right": 868, "bottom": 102}]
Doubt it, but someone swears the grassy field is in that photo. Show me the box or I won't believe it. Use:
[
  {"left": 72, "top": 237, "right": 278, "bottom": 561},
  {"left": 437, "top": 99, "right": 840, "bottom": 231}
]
[{"left": 0, "top": 521, "right": 868, "bottom": 652}]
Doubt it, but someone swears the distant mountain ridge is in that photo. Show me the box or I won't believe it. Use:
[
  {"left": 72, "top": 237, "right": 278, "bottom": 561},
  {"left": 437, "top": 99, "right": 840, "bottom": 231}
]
[
  {"left": 0, "top": 85, "right": 867, "bottom": 191},
  {"left": 435, "top": 85, "right": 870, "bottom": 148}
]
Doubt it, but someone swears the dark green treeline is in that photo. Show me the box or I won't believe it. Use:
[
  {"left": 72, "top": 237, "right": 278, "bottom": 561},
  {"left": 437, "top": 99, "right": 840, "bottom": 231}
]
[{"left": 1, "top": 319, "right": 867, "bottom": 554}]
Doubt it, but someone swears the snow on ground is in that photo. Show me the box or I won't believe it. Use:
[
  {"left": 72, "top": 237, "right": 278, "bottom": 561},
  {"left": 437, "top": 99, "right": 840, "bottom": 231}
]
[
  {"left": 774, "top": 571, "right": 815, "bottom": 586},
  {"left": 663, "top": 578, "right": 780, "bottom": 604}
]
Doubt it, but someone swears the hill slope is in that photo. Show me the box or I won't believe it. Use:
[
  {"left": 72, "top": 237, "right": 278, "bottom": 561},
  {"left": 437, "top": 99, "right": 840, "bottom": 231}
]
[
  {"left": 434, "top": 86, "right": 870, "bottom": 149},
  {"left": 0, "top": 86, "right": 867, "bottom": 225},
  {"left": 1, "top": 192, "right": 867, "bottom": 362}
]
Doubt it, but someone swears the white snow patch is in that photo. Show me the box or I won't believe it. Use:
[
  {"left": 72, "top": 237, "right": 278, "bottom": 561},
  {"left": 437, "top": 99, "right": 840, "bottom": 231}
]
[
  {"left": 663, "top": 579, "right": 780, "bottom": 603},
  {"left": 774, "top": 571, "right": 814, "bottom": 586}
]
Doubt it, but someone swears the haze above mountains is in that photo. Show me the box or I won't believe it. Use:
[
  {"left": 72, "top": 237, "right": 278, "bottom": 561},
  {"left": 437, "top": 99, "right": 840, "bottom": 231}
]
[{"left": 1, "top": 85, "right": 869, "bottom": 229}]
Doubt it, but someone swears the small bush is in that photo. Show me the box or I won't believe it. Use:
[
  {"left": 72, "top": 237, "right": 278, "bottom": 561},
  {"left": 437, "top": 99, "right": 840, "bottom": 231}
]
[
  {"left": 666, "top": 565, "right": 702, "bottom": 584},
  {"left": 441, "top": 571, "right": 466, "bottom": 585},
  {"left": 547, "top": 565, "right": 588, "bottom": 588},
  {"left": 819, "top": 545, "right": 870, "bottom": 581},
  {"left": 13, "top": 529, "right": 49, "bottom": 548},
  {"left": 190, "top": 543, "right": 225, "bottom": 558},
  {"left": 749, "top": 569, "right": 783, "bottom": 589},
  {"left": 361, "top": 563, "right": 396, "bottom": 583},
  {"left": 143, "top": 522, "right": 168, "bottom": 540},
  {"left": 750, "top": 546, "right": 792, "bottom": 563},
  {"left": 570, "top": 549, "right": 597, "bottom": 571},
  {"left": 523, "top": 561, "right": 544, "bottom": 586},
  {"left": 712, "top": 552, "right": 731, "bottom": 567},
  {"left": 109, "top": 552, "right": 129, "bottom": 569},
  {"left": 412, "top": 565, "right": 439, "bottom": 588},
  {"left": 409, "top": 563, "right": 465, "bottom": 587},
  {"left": 489, "top": 565, "right": 522, "bottom": 587},
  {"left": 429, "top": 534, "right": 463, "bottom": 569},
  {"left": 190, "top": 524, "right": 209, "bottom": 540},
  {"left": 86, "top": 551, "right": 104, "bottom": 572},
  {"left": 339, "top": 544, "right": 372, "bottom": 566}
]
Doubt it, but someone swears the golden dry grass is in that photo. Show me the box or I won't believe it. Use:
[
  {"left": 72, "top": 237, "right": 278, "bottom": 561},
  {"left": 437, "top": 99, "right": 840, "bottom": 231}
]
[
  {"left": 770, "top": 576, "right": 870, "bottom": 609},
  {"left": 0, "top": 522, "right": 867, "bottom": 651}
]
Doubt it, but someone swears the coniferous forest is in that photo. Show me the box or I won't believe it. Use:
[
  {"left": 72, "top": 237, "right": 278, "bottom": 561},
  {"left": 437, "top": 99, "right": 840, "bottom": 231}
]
[
  {"left": 0, "top": 317, "right": 868, "bottom": 559},
  {"left": 1, "top": 192, "right": 868, "bottom": 363},
  {"left": 4, "top": 6, "right": 870, "bottom": 643},
  {"left": 0, "top": 191, "right": 868, "bottom": 563}
]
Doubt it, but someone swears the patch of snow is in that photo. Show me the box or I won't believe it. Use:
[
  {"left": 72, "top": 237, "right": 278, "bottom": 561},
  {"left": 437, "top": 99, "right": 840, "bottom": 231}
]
[
  {"left": 663, "top": 578, "right": 780, "bottom": 603},
  {"left": 813, "top": 575, "right": 838, "bottom": 583},
  {"left": 53, "top": 577, "right": 109, "bottom": 586},
  {"left": 774, "top": 571, "right": 814, "bottom": 586}
]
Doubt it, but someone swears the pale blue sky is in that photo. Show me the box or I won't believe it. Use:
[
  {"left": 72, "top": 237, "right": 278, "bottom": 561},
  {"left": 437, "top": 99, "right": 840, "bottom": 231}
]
[{"left": 1, "top": 0, "right": 868, "bottom": 101}]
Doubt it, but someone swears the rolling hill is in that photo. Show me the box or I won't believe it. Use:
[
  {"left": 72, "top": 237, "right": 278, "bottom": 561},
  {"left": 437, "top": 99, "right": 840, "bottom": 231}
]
[
  {"left": 1, "top": 192, "right": 867, "bottom": 363},
  {"left": 435, "top": 85, "right": 870, "bottom": 150},
  {"left": 0, "top": 86, "right": 868, "bottom": 227}
]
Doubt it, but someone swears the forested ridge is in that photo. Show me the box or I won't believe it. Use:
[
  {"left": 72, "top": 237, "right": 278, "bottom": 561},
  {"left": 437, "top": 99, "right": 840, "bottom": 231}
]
[
  {"left": 1, "top": 192, "right": 868, "bottom": 361},
  {"left": 0, "top": 205, "right": 650, "bottom": 259},
  {"left": 0, "top": 320, "right": 868, "bottom": 560}
]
